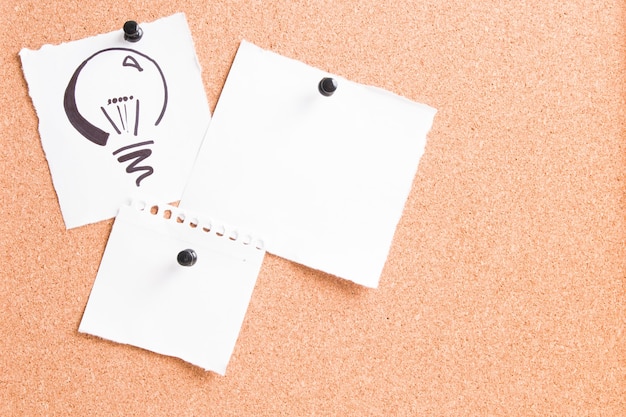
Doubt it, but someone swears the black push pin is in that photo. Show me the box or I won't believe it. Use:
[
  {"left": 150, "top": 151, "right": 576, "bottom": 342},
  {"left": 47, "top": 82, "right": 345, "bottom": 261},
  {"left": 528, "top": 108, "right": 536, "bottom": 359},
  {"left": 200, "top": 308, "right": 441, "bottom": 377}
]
[
  {"left": 177, "top": 249, "right": 197, "bottom": 267},
  {"left": 123, "top": 20, "right": 143, "bottom": 43},
  {"left": 318, "top": 77, "right": 337, "bottom": 97}
]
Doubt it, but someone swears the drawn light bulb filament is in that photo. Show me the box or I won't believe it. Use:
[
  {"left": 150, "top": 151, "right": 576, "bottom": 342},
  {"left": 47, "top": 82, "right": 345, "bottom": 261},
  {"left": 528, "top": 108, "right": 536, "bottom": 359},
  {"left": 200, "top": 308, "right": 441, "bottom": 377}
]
[{"left": 101, "top": 95, "right": 139, "bottom": 136}]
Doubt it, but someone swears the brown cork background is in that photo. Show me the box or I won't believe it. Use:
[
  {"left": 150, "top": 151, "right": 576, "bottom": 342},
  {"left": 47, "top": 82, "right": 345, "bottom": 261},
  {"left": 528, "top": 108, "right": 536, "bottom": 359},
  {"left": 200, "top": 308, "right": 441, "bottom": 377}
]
[{"left": 1, "top": 0, "right": 625, "bottom": 415}]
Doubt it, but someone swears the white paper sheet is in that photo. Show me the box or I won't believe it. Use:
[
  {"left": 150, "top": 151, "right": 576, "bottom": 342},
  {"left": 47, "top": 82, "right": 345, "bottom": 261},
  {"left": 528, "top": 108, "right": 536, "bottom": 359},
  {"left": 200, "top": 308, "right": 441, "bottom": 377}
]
[
  {"left": 180, "top": 41, "right": 436, "bottom": 288},
  {"left": 79, "top": 201, "right": 265, "bottom": 374},
  {"left": 20, "top": 13, "right": 211, "bottom": 229}
]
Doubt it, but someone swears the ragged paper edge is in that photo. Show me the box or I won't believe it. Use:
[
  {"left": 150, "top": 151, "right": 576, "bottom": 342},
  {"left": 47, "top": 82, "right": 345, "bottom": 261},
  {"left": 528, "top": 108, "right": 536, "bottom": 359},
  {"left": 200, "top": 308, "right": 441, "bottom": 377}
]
[{"left": 238, "top": 39, "right": 438, "bottom": 117}]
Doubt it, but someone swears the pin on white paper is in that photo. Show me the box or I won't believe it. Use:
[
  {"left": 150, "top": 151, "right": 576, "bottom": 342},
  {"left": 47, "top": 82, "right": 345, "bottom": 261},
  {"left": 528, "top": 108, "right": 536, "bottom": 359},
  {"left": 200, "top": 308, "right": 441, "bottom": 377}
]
[
  {"left": 79, "top": 201, "right": 265, "bottom": 374},
  {"left": 20, "top": 13, "right": 211, "bottom": 229},
  {"left": 180, "top": 41, "right": 437, "bottom": 288}
]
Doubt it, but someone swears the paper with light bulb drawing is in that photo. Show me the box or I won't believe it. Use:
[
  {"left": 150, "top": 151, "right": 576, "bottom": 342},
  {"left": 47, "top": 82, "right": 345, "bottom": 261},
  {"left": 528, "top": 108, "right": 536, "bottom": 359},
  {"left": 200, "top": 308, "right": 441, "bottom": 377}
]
[
  {"left": 19, "top": 13, "right": 211, "bottom": 228},
  {"left": 180, "top": 41, "right": 436, "bottom": 288}
]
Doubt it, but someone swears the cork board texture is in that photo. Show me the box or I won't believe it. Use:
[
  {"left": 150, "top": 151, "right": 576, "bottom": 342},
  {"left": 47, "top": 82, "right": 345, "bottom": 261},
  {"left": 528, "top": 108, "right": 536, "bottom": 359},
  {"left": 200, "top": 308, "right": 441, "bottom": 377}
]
[{"left": 1, "top": 1, "right": 625, "bottom": 415}]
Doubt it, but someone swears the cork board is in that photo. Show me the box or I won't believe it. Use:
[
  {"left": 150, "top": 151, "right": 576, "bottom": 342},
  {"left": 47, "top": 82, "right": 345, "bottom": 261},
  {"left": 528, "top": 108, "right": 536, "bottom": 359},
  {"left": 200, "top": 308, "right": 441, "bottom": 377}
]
[{"left": 1, "top": 1, "right": 625, "bottom": 415}]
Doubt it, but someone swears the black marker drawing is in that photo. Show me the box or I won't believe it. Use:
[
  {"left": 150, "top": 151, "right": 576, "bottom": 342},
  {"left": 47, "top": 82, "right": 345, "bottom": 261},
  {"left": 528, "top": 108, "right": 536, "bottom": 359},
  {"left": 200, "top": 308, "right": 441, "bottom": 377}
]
[
  {"left": 63, "top": 48, "right": 168, "bottom": 186},
  {"left": 112, "top": 140, "right": 155, "bottom": 186}
]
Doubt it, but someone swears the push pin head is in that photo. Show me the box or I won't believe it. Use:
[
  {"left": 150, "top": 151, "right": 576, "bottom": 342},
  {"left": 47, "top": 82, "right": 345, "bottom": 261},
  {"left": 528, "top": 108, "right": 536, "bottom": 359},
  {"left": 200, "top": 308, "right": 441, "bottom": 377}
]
[
  {"left": 177, "top": 249, "right": 197, "bottom": 267},
  {"left": 318, "top": 77, "right": 337, "bottom": 96},
  {"left": 123, "top": 20, "right": 143, "bottom": 42}
]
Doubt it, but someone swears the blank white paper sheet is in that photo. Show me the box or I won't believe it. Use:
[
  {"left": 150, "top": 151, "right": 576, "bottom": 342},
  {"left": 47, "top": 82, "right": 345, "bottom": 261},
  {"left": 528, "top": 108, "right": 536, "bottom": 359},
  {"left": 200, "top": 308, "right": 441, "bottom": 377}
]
[
  {"left": 79, "top": 201, "right": 265, "bottom": 374},
  {"left": 180, "top": 41, "right": 436, "bottom": 288}
]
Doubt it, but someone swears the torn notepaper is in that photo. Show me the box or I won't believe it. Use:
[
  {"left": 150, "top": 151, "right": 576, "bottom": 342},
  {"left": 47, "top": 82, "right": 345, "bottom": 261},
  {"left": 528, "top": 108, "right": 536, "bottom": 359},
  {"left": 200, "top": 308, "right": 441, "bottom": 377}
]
[{"left": 79, "top": 201, "right": 265, "bottom": 374}]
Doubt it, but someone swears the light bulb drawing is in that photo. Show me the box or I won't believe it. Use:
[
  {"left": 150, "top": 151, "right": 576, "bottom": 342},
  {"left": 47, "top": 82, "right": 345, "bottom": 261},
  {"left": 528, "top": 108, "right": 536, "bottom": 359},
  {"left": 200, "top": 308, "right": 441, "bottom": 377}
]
[{"left": 63, "top": 47, "right": 168, "bottom": 186}]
